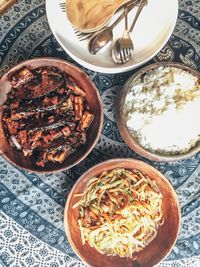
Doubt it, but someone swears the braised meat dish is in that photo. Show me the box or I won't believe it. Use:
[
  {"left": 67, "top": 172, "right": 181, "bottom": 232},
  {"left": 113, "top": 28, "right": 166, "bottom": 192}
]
[{"left": 2, "top": 66, "right": 94, "bottom": 167}]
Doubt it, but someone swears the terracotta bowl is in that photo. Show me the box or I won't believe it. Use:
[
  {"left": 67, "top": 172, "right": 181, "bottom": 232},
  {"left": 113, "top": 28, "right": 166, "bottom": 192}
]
[
  {"left": 64, "top": 158, "right": 181, "bottom": 267},
  {"left": 116, "top": 62, "right": 200, "bottom": 161},
  {"left": 0, "top": 57, "right": 103, "bottom": 173}
]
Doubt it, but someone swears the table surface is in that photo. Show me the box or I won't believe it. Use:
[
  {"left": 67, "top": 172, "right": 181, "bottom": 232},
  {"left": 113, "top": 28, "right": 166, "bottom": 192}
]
[{"left": 0, "top": 0, "right": 200, "bottom": 266}]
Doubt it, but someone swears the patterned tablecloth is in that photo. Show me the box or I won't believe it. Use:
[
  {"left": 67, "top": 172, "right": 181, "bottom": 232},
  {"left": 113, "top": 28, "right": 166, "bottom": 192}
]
[{"left": 0, "top": 0, "right": 200, "bottom": 266}]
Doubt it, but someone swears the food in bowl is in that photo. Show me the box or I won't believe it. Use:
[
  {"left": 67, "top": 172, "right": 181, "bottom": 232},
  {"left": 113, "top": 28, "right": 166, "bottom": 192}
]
[
  {"left": 124, "top": 65, "right": 200, "bottom": 155},
  {"left": 73, "top": 167, "right": 163, "bottom": 258},
  {"left": 65, "top": 159, "right": 180, "bottom": 267},
  {"left": 2, "top": 65, "right": 94, "bottom": 167}
]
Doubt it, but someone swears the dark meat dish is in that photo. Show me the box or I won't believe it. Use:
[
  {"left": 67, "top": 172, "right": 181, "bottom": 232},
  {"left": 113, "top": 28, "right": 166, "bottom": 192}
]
[{"left": 2, "top": 66, "right": 94, "bottom": 167}]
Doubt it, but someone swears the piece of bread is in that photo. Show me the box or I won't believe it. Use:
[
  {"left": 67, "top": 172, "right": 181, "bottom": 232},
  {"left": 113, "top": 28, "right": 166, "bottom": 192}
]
[
  {"left": 66, "top": 0, "right": 131, "bottom": 31},
  {"left": 0, "top": 0, "right": 16, "bottom": 15}
]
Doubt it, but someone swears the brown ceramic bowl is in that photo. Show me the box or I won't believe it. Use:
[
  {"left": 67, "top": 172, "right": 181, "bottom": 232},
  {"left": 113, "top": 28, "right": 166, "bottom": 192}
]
[
  {"left": 0, "top": 57, "right": 103, "bottom": 173},
  {"left": 64, "top": 158, "right": 181, "bottom": 267},
  {"left": 116, "top": 62, "right": 200, "bottom": 161}
]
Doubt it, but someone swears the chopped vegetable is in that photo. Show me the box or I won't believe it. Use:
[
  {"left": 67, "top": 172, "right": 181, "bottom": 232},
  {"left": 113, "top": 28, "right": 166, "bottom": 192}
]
[{"left": 74, "top": 168, "right": 163, "bottom": 258}]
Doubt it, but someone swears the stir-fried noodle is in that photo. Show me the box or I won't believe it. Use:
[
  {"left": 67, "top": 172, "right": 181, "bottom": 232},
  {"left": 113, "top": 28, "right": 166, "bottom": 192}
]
[{"left": 73, "top": 168, "right": 163, "bottom": 257}]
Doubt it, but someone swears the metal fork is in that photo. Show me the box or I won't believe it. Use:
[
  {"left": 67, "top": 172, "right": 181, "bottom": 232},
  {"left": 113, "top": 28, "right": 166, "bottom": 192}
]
[
  {"left": 58, "top": 1, "right": 96, "bottom": 40},
  {"left": 58, "top": 2, "right": 93, "bottom": 40},
  {"left": 112, "top": 0, "right": 148, "bottom": 64},
  {"left": 73, "top": 30, "right": 94, "bottom": 41},
  {"left": 59, "top": 2, "right": 66, "bottom": 12}
]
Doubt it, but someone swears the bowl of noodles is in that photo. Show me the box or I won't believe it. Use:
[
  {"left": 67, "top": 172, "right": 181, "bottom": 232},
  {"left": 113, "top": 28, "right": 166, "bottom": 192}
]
[{"left": 64, "top": 158, "right": 181, "bottom": 267}]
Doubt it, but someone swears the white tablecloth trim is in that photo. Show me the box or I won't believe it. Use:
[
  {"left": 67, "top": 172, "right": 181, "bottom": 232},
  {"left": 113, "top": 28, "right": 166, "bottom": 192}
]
[
  {"left": 0, "top": 210, "right": 199, "bottom": 267},
  {"left": 0, "top": 210, "right": 84, "bottom": 267}
]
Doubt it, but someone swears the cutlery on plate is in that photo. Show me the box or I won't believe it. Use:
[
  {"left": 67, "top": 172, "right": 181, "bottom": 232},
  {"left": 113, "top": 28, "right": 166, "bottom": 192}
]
[
  {"left": 88, "top": 1, "right": 139, "bottom": 54},
  {"left": 112, "top": 0, "right": 148, "bottom": 64},
  {"left": 73, "top": 30, "right": 94, "bottom": 41},
  {"left": 66, "top": 0, "right": 137, "bottom": 33}
]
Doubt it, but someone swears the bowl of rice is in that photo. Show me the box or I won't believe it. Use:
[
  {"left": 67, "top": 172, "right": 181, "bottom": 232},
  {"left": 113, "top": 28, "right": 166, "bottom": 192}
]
[{"left": 117, "top": 62, "right": 200, "bottom": 161}]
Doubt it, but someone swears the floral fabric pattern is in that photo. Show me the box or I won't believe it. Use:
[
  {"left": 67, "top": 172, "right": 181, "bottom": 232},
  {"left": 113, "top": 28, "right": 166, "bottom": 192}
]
[{"left": 0, "top": 0, "right": 200, "bottom": 266}]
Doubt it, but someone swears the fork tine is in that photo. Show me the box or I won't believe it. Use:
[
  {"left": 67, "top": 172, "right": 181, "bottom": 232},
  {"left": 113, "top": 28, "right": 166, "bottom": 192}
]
[
  {"left": 74, "top": 30, "right": 93, "bottom": 41},
  {"left": 74, "top": 31, "right": 89, "bottom": 37},
  {"left": 115, "top": 40, "right": 124, "bottom": 64},
  {"left": 122, "top": 49, "right": 127, "bottom": 64},
  {"left": 78, "top": 34, "right": 93, "bottom": 41},
  {"left": 59, "top": 2, "right": 66, "bottom": 11},
  {"left": 128, "top": 48, "right": 134, "bottom": 59},
  {"left": 126, "top": 48, "right": 133, "bottom": 62},
  {"left": 121, "top": 48, "right": 131, "bottom": 64},
  {"left": 119, "top": 50, "right": 125, "bottom": 64},
  {"left": 125, "top": 48, "right": 131, "bottom": 59}
]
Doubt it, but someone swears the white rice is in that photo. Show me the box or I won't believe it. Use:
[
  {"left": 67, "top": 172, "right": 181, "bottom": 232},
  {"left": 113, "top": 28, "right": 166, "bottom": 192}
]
[{"left": 124, "top": 66, "right": 200, "bottom": 154}]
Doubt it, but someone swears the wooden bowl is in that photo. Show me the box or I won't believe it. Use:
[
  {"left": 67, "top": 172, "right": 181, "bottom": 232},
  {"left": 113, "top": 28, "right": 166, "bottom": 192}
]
[
  {"left": 64, "top": 158, "right": 181, "bottom": 267},
  {"left": 116, "top": 62, "right": 200, "bottom": 161},
  {"left": 0, "top": 0, "right": 16, "bottom": 15},
  {"left": 0, "top": 57, "right": 103, "bottom": 173}
]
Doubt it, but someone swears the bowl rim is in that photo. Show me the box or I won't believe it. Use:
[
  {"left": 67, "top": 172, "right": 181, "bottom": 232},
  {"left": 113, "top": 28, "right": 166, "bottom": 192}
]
[
  {"left": 0, "top": 57, "right": 104, "bottom": 173},
  {"left": 116, "top": 62, "right": 200, "bottom": 162},
  {"left": 64, "top": 158, "right": 181, "bottom": 266}
]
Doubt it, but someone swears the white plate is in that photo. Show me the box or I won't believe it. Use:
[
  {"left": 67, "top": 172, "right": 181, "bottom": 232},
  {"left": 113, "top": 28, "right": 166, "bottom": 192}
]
[{"left": 46, "top": 0, "right": 178, "bottom": 73}]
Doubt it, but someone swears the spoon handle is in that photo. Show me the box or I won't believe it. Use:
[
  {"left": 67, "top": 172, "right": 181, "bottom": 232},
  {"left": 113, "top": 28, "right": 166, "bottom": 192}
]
[
  {"left": 109, "top": 1, "right": 139, "bottom": 30},
  {"left": 129, "top": 0, "right": 148, "bottom": 33}
]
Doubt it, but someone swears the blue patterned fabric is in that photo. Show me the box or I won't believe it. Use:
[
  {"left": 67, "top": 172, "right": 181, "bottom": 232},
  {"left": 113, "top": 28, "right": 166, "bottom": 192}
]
[{"left": 0, "top": 0, "right": 200, "bottom": 266}]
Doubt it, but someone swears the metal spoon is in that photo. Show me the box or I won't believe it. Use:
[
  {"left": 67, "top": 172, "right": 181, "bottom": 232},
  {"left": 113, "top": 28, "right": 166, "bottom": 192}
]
[{"left": 88, "top": 1, "right": 138, "bottom": 55}]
